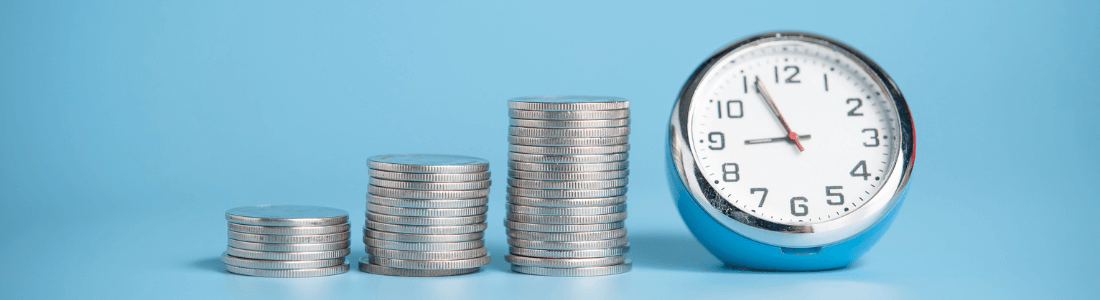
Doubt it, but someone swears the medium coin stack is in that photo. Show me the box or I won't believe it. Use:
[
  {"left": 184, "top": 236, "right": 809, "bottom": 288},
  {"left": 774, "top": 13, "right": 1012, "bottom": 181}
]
[
  {"left": 505, "top": 96, "right": 632, "bottom": 276},
  {"left": 360, "top": 154, "right": 492, "bottom": 276},
  {"left": 222, "top": 205, "right": 352, "bottom": 277}
]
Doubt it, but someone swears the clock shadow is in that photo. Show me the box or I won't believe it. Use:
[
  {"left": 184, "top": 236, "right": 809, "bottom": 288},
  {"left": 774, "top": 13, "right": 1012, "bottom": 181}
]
[
  {"left": 629, "top": 232, "right": 865, "bottom": 273},
  {"left": 721, "top": 260, "right": 865, "bottom": 273}
]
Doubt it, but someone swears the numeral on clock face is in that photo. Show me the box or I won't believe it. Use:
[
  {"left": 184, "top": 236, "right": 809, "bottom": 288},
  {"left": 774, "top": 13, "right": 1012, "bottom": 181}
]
[{"left": 715, "top": 100, "right": 743, "bottom": 119}]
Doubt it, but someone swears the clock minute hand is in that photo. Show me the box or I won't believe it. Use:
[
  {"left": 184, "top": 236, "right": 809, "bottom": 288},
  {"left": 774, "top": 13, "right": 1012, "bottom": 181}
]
[
  {"left": 745, "top": 135, "right": 811, "bottom": 145},
  {"left": 755, "top": 77, "right": 805, "bottom": 151}
]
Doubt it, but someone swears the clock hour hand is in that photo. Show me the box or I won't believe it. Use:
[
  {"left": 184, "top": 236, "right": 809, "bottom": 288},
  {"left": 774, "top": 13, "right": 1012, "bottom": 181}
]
[
  {"left": 755, "top": 77, "right": 805, "bottom": 151},
  {"left": 745, "top": 135, "right": 811, "bottom": 145}
]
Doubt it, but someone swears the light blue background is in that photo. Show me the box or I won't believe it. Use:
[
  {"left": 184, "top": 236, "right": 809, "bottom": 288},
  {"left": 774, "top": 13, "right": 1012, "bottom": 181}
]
[{"left": 1, "top": 1, "right": 1097, "bottom": 299}]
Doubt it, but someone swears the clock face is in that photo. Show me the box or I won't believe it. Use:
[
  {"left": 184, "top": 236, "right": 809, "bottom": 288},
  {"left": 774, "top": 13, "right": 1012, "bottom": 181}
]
[{"left": 687, "top": 38, "right": 902, "bottom": 226}]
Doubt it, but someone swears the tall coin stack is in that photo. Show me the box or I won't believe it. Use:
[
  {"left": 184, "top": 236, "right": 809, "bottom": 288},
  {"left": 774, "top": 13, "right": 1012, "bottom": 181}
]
[
  {"left": 361, "top": 154, "right": 492, "bottom": 276},
  {"left": 505, "top": 96, "right": 632, "bottom": 276},
  {"left": 222, "top": 205, "right": 352, "bottom": 277}
]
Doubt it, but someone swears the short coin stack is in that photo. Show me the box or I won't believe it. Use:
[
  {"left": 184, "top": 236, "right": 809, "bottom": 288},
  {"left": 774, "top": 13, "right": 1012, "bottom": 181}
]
[
  {"left": 505, "top": 96, "right": 632, "bottom": 276},
  {"left": 222, "top": 205, "right": 352, "bottom": 277},
  {"left": 360, "top": 154, "right": 492, "bottom": 276}
]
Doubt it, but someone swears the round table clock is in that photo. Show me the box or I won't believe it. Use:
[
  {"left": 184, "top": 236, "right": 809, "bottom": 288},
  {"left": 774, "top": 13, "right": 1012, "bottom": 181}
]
[{"left": 666, "top": 31, "right": 915, "bottom": 271}]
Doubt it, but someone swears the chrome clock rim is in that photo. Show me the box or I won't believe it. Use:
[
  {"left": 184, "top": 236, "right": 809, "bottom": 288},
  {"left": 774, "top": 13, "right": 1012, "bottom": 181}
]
[{"left": 669, "top": 31, "right": 915, "bottom": 247}]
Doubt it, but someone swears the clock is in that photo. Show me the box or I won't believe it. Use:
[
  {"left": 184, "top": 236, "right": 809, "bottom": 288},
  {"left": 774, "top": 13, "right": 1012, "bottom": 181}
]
[{"left": 667, "top": 31, "right": 915, "bottom": 271}]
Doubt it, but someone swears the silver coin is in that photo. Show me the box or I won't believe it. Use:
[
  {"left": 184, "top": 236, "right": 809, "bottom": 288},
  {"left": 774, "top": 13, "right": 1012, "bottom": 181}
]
[
  {"left": 368, "top": 194, "right": 488, "bottom": 209},
  {"left": 508, "top": 152, "right": 628, "bottom": 164},
  {"left": 508, "top": 237, "right": 629, "bottom": 250},
  {"left": 367, "top": 247, "right": 488, "bottom": 260},
  {"left": 509, "top": 109, "right": 630, "bottom": 120},
  {"left": 508, "top": 161, "right": 628, "bottom": 172},
  {"left": 507, "top": 211, "right": 627, "bottom": 225},
  {"left": 359, "top": 258, "right": 480, "bottom": 277},
  {"left": 363, "top": 237, "right": 484, "bottom": 251},
  {"left": 369, "top": 169, "right": 490, "bottom": 182},
  {"left": 367, "top": 203, "right": 487, "bottom": 217},
  {"left": 369, "top": 185, "right": 489, "bottom": 200},
  {"left": 505, "top": 220, "right": 625, "bottom": 233},
  {"left": 508, "top": 136, "right": 629, "bottom": 147},
  {"left": 227, "top": 263, "right": 350, "bottom": 278},
  {"left": 508, "top": 144, "right": 630, "bottom": 155},
  {"left": 221, "top": 252, "right": 345, "bottom": 270},
  {"left": 227, "top": 223, "right": 350, "bottom": 235},
  {"left": 366, "top": 220, "right": 486, "bottom": 235},
  {"left": 367, "top": 212, "right": 486, "bottom": 226},
  {"left": 507, "top": 203, "right": 626, "bottom": 215},
  {"left": 509, "top": 126, "right": 630, "bottom": 138},
  {"left": 510, "top": 246, "right": 630, "bottom": 258},
  {"left": 507, "top": 178, "right": 627, "bottom": 190},
  {"left": 365, "top": 229, "right": 483, "bottom": 243},
  {"left": 508, "top": 169, "right": 628, "bottom": 181},
  {"left": 505, "top": 254, "right": 627, "bottom": 268},
  {"left": 368, "top": 154, "right": 489, "bottom": 173},
  {"left": 228, "top": 239, "right": 351, "bottom": 252},
  {"left": 507, "top": 195, "right": 627, "bottom": 207},
  {"left": 508, "top": 186, "right": 626, "bottom": 199},
  {"left": 226, "top": 247, "right": 350, "bottom": 260},
  {"left": 225, "top": 205, "right": 348, "bottom": 227},
  {"left": 369, "top": 256, "right": 491, "bottom": 270},
  {"left": 508, "top": 228, "right": 627, "bottom": 241},
  {"left": 510, "top": 118, "right": 629, "bottom": 128},
  {"left": 369, "top": 178, "right": 491, "bottom": 191},
  {"left": 511, "top": 260, "right": 631, "bottom": 276},
  {"left": 507, "top": 96, "right": 629, "bottom": 111},
  {"left": 228, "top": 231, "right": 350, "bottom": 244}
]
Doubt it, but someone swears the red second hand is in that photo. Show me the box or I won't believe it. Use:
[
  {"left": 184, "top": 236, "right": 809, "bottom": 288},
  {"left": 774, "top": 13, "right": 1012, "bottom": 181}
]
[{"left": 755, "top": 77, "right": 805, "bottom": 152}]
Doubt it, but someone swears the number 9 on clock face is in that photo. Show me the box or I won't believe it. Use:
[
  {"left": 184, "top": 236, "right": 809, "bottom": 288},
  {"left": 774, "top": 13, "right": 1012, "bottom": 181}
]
[{"left": 688, "top": 34, "right": 902, "bottom": 225}]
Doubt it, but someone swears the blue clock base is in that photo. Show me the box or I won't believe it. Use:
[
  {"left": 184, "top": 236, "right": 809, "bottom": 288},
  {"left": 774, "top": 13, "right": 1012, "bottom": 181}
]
[{"left": 667, "top": 159, "right": 906, "bottom": 271}]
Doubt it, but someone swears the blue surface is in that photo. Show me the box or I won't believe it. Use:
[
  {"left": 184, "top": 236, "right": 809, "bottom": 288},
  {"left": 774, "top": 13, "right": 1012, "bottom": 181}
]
[{"left": 1, "top": 1, "right": 1097, "bottom": 299}]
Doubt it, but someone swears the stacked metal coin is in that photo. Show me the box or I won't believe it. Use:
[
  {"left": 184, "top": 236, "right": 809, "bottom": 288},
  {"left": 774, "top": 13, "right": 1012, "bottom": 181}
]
[
  {"left": 505, "top": 96, "right": 632, "bottom": 276},
  {"left": 360, "top": 154, "right": 492, "bottom": 276},
  {"left": 222, "top": 205, "right": 352, "bottom": 277}
]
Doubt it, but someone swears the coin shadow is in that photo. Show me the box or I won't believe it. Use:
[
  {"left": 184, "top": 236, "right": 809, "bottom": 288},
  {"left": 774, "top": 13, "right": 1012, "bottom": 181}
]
[
  {"left": 192, "top": 257, "right": 227, "bottom": 274},
  {"left": 486, "top": 243, "right": 513, "bottom": 273},
  {"left": 628, "top": 232, "right": 732, "bottom": 273}
]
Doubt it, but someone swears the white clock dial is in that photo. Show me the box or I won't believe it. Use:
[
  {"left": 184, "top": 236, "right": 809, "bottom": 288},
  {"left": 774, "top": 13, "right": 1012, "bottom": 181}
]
[{"left": 688, "top": 39, "right": 902, "bottom": 225}]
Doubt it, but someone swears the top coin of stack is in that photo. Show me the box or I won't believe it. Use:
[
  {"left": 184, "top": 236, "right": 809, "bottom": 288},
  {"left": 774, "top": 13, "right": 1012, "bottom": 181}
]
[
  {"left": 505, "top": 96, "right": 632, "bottom": 277},
  {"left": 222, "top": 205, "right": 352, "bottom": 277},
  {"left": 361, "top": 154, "right": 492, "bottom": 277}
]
